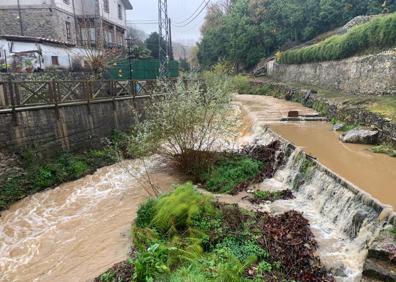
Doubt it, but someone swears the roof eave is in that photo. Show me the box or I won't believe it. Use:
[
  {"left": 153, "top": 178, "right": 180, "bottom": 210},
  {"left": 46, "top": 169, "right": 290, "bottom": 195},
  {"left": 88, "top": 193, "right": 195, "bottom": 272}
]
[{"left": 122, "top": 0, "right": 133, "bottom": 10}]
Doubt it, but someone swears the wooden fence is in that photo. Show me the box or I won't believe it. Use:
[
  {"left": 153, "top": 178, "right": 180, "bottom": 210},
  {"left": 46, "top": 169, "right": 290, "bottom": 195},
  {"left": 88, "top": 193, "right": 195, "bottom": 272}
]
[{"left": 0, "top": 79, "right": 168, "bottom": 110}]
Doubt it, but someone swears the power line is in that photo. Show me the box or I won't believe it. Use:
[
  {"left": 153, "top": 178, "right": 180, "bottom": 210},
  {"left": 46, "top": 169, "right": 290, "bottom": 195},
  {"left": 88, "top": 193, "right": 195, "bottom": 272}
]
[
  {"left": 174, "top": 0, "right": 207, "bottom": 25},
  {"left": 173, "top": 0, "right": 210, "bottom": 28}
]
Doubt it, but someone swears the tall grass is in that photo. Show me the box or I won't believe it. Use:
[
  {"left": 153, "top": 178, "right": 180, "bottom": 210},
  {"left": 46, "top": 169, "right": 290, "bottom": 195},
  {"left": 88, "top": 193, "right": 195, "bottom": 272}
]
[{"left": 279, "top": 13, "right": 396, "bottom": 64}]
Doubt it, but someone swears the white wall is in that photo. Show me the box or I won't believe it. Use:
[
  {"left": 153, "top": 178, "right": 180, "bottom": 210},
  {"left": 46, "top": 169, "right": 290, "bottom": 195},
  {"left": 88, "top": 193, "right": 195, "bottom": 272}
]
[
  {"left": 54, "top": 0, "right": 75, "bottom": 14},
  {"left": 0, "top": 39, "right": 98, "bottom": 71},
  {"left": 103, "top": 0, "right": 127, "bottom": 27}
]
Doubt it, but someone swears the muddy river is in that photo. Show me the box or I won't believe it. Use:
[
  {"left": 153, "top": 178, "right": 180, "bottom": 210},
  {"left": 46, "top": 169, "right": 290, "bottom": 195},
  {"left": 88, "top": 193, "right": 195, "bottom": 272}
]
[{"left": 0, "top": 158, "right": 185, "bottom": 282}]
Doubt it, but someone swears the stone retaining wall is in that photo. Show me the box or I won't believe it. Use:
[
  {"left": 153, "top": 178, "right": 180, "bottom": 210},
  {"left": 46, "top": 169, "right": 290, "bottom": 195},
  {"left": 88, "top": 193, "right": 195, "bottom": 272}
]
[
  {"left": 266, "top": 51, "right": 396, "bottom": 96},
  {"left": 0, "top": 96, "right": 150, "bottom": 154}
]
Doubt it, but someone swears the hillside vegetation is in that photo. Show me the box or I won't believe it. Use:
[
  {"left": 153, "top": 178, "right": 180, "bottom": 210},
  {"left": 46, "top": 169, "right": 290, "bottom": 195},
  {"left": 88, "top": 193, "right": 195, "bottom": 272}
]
[
  {"left": 278, "top": 12, "right": 396, "bottom": 64},
  {"left": 197, "top": 0, "right": 396, "bottom": 69}
]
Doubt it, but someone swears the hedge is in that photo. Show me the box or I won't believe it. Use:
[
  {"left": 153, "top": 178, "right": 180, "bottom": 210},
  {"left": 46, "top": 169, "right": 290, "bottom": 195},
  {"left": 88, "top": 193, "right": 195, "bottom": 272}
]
[{"left": 278, "top": 12, "right": 396, "bottom": 64}]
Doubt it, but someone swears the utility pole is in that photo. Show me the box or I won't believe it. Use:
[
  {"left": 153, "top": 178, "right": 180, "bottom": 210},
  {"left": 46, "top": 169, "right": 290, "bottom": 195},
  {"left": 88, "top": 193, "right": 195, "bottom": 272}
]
[
  {"left": 158, "top": 0, "right": 169, "bottom": 78},
  {"left": 168, "top": 18, "right": 174, "bottom": 61},
  {"left": 17, "top": 0, "right": 24, "bottom": 36}
]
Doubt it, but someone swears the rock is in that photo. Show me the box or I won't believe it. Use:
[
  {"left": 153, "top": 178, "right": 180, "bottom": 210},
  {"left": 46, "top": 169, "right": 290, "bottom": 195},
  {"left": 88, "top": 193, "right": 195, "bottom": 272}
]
[
  {"left": 340, "top": 128, "right": 379, "bottom": 144},
  {"left": 330, "top": 264, "right": 348, "bottom": 277},
  {"left": 368, "top": 227, "right": 396, "bottom": 264},
  {"left": 303, "top": 89, "right": 317, "bottom": 102},
  {"left": 362, "top": 258, "right": 396, "bottom": 282},
  {"left": 333, "top": 123, "right": 345, "bottom": 131},
  {"left": 288, "top": 111, "right": 299, "bottom": 118},
  {"left": 345, "top": 210, "right": 368, "bottom": 239}
]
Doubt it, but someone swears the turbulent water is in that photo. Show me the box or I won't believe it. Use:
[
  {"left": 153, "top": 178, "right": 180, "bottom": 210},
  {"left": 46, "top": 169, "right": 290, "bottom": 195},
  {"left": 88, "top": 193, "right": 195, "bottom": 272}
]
[
  {"left": 1, "top": 94, "right": 395, "bottom": 282},
  {"left": 0, "top": 157, "right": 184, "bottom": 282},
  {"left": 263, "top": 146, "right": 391, "bottom": 281}
]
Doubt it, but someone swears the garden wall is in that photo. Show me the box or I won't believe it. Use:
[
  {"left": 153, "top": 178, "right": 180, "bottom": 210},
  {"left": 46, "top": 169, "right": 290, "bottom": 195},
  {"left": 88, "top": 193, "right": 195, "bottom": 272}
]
[
  {"left": 267, "top": 51, "right": 396, "bottom": 96},
  {"left": 0, "top": 96, "right": 149, "bottom": 154}
]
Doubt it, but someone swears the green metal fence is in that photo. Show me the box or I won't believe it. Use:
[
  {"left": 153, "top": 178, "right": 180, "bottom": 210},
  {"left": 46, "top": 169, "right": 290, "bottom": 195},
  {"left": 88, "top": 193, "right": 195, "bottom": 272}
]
[{"left": 108, "top": 58, "right": 179, "bottom": 80}]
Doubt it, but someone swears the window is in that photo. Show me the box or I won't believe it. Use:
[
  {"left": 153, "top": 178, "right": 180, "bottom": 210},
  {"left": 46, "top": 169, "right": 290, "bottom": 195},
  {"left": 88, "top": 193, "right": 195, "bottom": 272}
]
[
  {"left": 63, "top": 0, "right": 70, "bottom": 4},
  {"left": 51, "top": 56, "right": 59, "bottom": 65},
  {"left": 103, "top": 0, "right": 109, "bottom": 13},
  {"left": 118, "top": 4, "right": 122, "bottom": 20},
  {"left": 65, "top": 21, "right": 72, "bottom": 40}
]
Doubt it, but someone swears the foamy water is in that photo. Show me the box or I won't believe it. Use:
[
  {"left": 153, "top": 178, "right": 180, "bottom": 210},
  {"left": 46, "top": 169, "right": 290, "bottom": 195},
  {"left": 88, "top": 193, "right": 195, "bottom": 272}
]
[{"left": 0, "top": 156, "right": 183, "bottom": 282}]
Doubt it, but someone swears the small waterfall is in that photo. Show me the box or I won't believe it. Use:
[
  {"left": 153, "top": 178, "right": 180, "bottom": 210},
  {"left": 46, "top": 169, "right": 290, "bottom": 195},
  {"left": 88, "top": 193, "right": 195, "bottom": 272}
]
[{"left": 258, "top": 128, "right": 395, "bottom": 281}]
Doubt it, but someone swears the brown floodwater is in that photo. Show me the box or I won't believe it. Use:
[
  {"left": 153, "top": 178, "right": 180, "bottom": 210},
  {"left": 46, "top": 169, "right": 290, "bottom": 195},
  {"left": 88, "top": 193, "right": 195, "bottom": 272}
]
[
  {"left": 0, "top": 157, "right": 185, "bottom": 282},
  {"left": 235, "top": 94, "right": 396, "bottom": 209},
  {"left": 270, "top": 122, "right": 396, "bottom": 209}
]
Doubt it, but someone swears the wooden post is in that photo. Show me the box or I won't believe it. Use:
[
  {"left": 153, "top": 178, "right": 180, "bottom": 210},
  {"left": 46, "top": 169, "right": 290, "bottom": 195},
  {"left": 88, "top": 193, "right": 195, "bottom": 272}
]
[
  {"left": 86, "top": 80, "right": 92, "bottom": 115},
  {"left": 13, "top": 81, "right": 21, "bottom": 106},
  {"left": 131, "top": 80, "right": 138, "bottom": 110},
  {"left": 52, "top": 79, "right": 60, "bottom": 120},
  {"left": 110, "top": 81, "right": 116, "bottom": 112},
  {"left": 7, "top": 76, "right": 17, "bottom": 126},
  {"left": 0, "top": 82, "right": 7, "bottom": 107}
]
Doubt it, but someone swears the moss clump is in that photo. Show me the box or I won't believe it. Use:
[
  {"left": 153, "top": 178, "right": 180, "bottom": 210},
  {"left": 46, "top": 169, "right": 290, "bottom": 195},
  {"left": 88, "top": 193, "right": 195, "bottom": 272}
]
[
  {"left": 371, "top": 144, "right": 396, "bottom": 157},
  {"left": 253, "top": 190, "right": 293, "bottom": 202},
  {"left": 202, "top": 157, "right": 263, "bottom": 193}
]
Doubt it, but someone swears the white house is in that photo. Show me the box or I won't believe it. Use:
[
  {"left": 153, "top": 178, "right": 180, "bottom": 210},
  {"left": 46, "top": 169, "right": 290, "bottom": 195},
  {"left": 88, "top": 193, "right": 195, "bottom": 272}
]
[{"left": 0, "top": 35, "right": 95, "bottom": 72}]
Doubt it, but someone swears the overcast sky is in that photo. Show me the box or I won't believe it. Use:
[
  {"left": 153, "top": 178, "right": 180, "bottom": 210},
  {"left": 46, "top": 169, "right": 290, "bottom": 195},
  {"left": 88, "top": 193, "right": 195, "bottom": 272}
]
[{"left": 126, "top": 0, "right": 208, "bottom": 46}]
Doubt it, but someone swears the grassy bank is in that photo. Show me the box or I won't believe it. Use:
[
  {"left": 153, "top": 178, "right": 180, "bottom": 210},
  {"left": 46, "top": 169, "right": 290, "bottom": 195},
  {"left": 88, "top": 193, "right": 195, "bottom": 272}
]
[
  {"left": 96, "top": 183, "right": 333, "bottom": 282},
  {"left": 187, "top": 142, "right": 284, "bottom": 195},
  {"left": 0, "top": 130, "right": 131, "bottom": 211},
  {"left": 278, "top": 12, "right": 396, "bottom": 64}
]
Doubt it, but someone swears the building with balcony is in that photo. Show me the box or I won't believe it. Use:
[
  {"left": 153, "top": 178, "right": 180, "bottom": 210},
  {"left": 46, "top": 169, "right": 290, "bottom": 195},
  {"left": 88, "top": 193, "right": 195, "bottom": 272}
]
[{"left": 0, "top": 0, "right": 133, "bottom": 48}]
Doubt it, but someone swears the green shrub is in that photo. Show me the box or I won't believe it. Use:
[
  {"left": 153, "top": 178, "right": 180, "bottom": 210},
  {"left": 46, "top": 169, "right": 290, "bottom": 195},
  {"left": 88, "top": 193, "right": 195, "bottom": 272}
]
[
  {"left": 279, "top": 13, "right": 396, "bottom": 64},
  {"left": 151, "top": 182, "right": 214, "bottom": 237},
  {"left": 135, "top": 198, "right": 158, "bottom": 228},
  {"left": 85, "top": 148, "right": 118, "bottom": 168},
  {"left": 133, "top": 243, "right": 173, "bottom": 281},
  {"left": 99, "top": 271, "right": 116, "bottom": 282},
  {"left": 257, "top": 261, "right": 273, "bottom": 275},
  {"left": 232, "top": 75, "right": 251, "bottom": 93},
  {"left": 167, "top": 248, "right": 254, "bottom": 282},
  {"left": 204, "top": 157, "right": 263, "bottom": 193},
  {"left": 215, "top": 236, "right": 268, "bottom": 261},
  {"left": 254, "top": 191, "right": 282, "bottom": 201}
]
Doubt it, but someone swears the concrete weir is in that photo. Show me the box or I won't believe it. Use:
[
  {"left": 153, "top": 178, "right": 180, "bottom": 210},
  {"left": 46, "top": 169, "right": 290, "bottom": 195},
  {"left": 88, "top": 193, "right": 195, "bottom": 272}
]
[{"left": 257, "top": 127, "right": 396, "bottom": 281}]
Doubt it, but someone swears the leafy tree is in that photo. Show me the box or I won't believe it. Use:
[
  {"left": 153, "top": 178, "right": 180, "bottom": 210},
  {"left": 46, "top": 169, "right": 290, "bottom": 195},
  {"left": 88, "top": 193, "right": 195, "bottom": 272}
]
[
  {"left": 197, "top": 0, "right": 396, "bottom": 70},
  {"left": 179, "top": 58, "right": 191, "bottom": 72},
  {"left": 144, "top": 32, "right": 167, "bottom": 59}
]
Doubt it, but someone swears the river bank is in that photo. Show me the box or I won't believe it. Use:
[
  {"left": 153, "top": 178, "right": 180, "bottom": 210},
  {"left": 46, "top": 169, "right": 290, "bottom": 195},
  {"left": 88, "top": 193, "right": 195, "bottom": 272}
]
[{"left": 239, "top": 77, "right": 396, "bottom": 147}]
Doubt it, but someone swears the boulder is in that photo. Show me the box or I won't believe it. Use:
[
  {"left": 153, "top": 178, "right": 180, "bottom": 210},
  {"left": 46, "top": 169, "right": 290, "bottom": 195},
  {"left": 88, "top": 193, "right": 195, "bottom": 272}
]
[
  {"left": 362, "top": 258, "right": 396, "bottom": 281},
  {"left": 340, "top": 128, "right": 379, "bottom": 144},
  {"left": 333, "top": 123, "right": 345, "bottom": 131}
]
